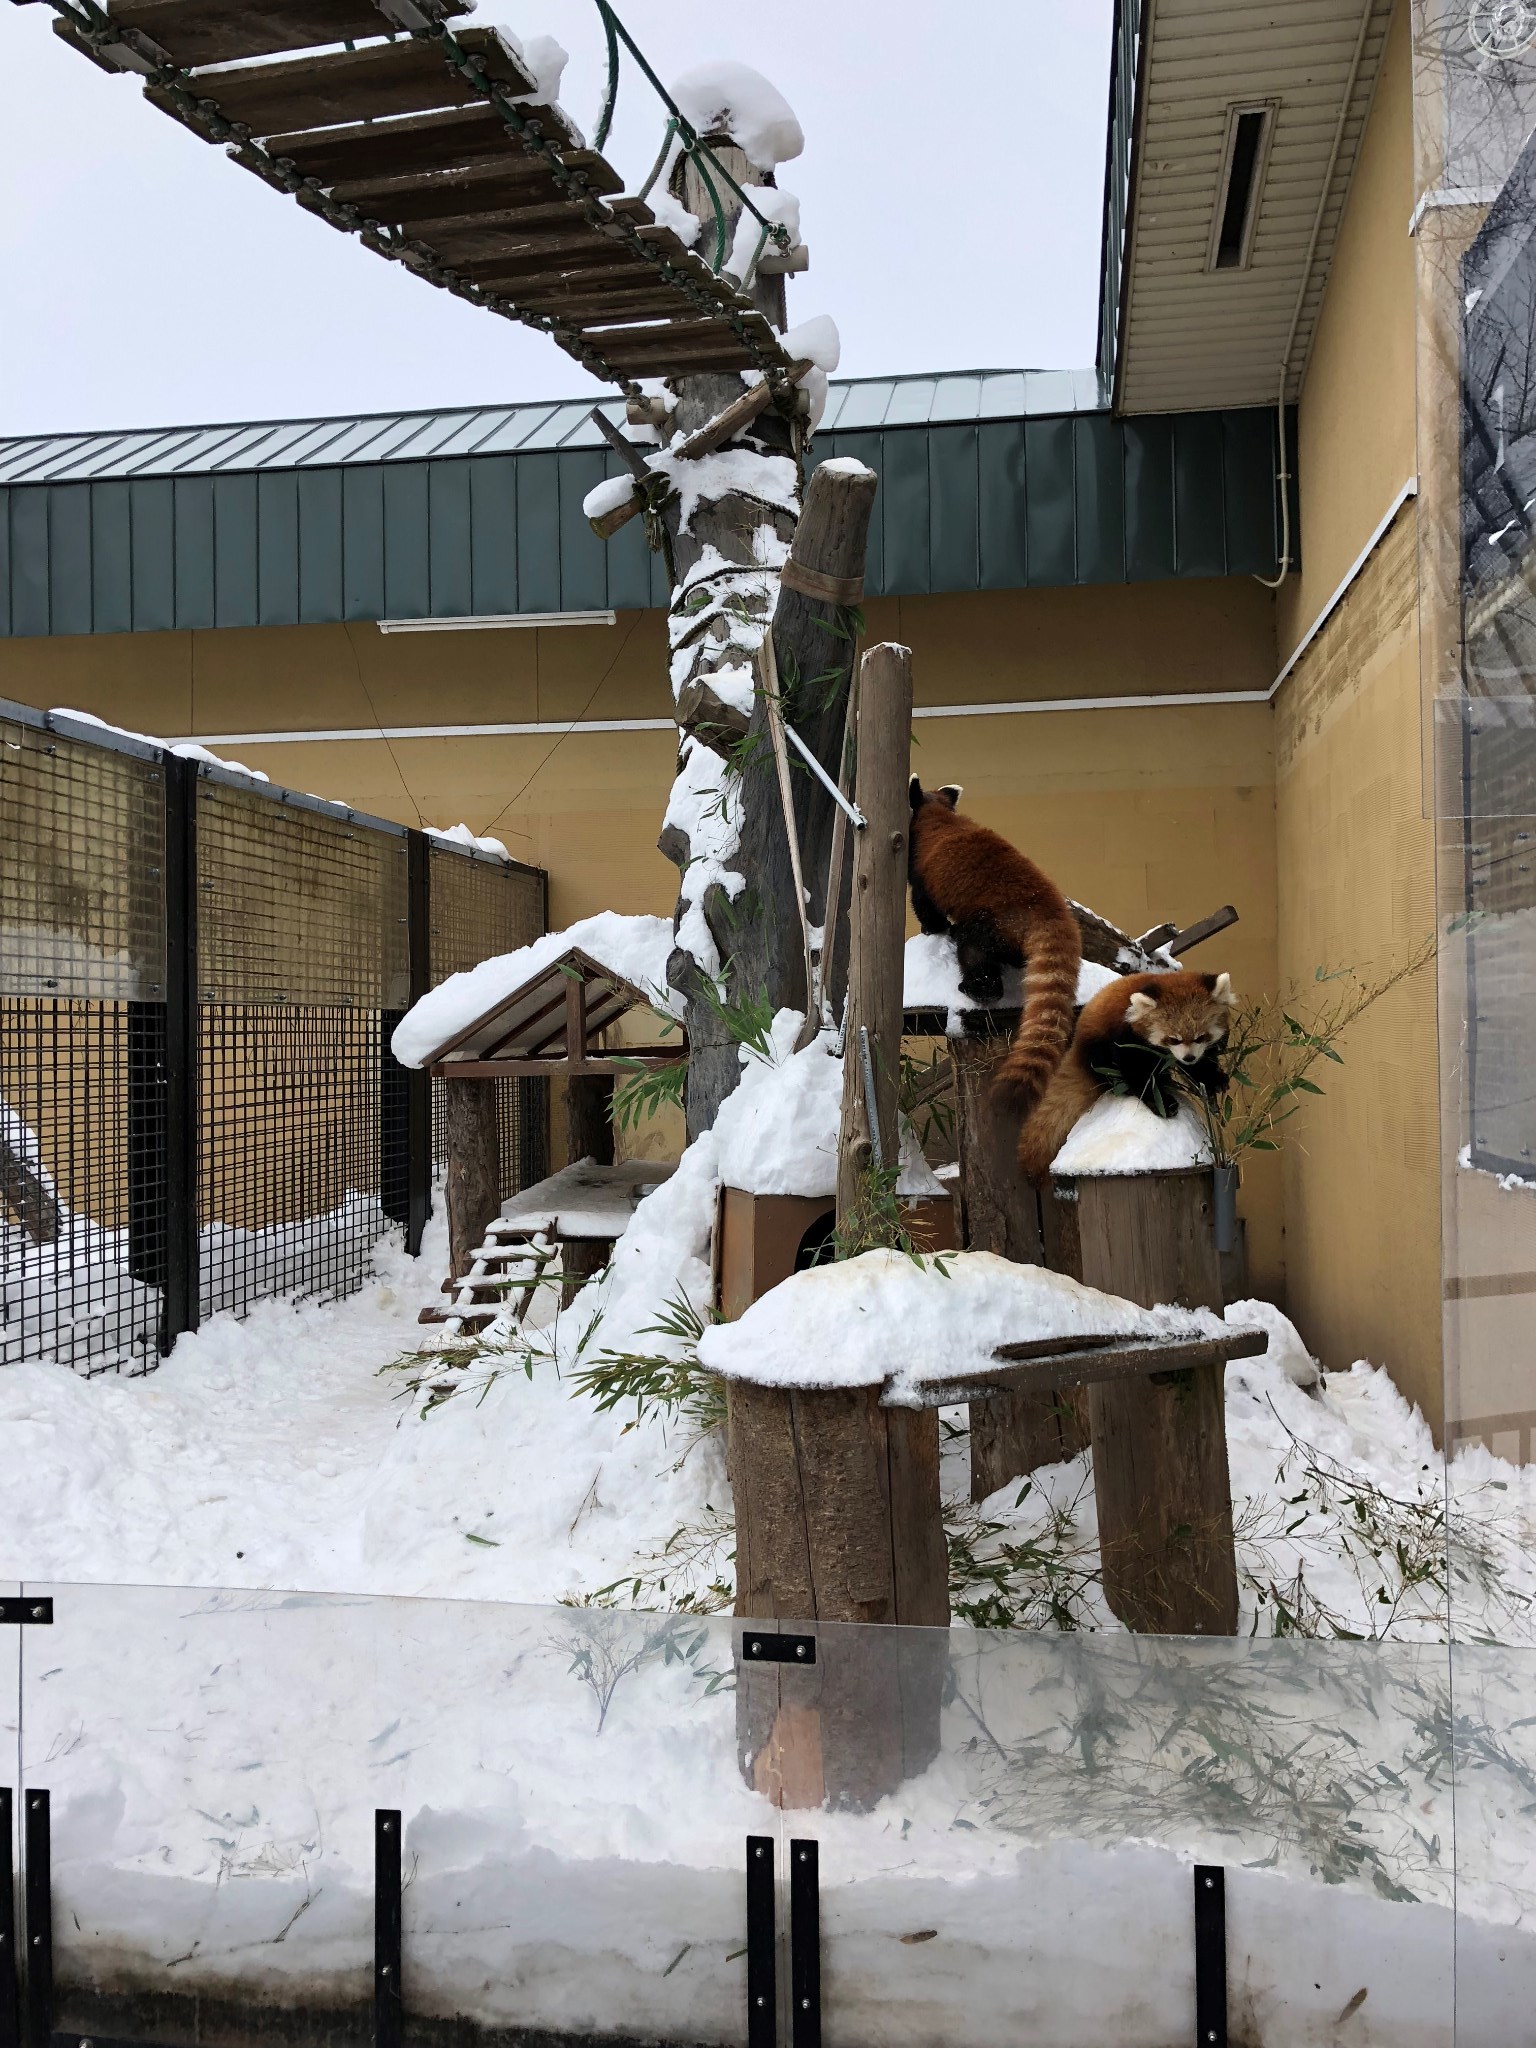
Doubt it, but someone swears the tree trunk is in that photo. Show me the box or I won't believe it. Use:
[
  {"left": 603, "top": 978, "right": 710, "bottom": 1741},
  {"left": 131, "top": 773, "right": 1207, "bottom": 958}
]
[
  {"left": 1054, "top": 1169, "right": 1239, "bottom": 1635},
  {"left": 952, "top": 1030, "right": 1089, "bottom": 1498},
  {"left": 835, "top": 643, "right": 912, "bottom": 1229},
  {"left": 443, "top": 1078, "right": 500, "bottom": 1283}
]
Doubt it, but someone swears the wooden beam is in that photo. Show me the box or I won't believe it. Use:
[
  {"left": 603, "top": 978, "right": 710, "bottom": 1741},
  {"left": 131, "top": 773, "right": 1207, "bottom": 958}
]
[
  {"left": 1168, "top": 905, "right": 1240, "bottom": 956},
  {"left": 429, "top": 1055, "right": 680, "bottom": 1078},
  {"left": 908, "top": 1328, "right": 1265, "bottom": 1408},
  {"left": 565, "top": 970, "right": 588, "bottom": 1073},
  {"left": 329, "top": 148, "right": 619, "bottom": 212},
  {"left": 671, "top": 359, "right": 811, "bottom": 461},
  {"left": 264, "top": 104, "right": 513, "bottom": 183}
]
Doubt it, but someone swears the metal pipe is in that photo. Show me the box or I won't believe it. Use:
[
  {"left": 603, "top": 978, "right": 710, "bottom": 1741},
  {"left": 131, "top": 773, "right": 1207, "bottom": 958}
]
[{"left": 783, "top": 722, "right": 867, "bottom": 830}]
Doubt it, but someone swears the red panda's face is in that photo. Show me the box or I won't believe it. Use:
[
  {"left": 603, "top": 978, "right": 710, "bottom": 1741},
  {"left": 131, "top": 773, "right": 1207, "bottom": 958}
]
[{"left": 1124, "top": 972, "right": 1236, "bottom": 1064}]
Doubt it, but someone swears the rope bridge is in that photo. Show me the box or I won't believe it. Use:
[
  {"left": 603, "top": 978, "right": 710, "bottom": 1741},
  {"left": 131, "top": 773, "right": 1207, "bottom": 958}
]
[{"left": 17, "top": 0, "right": 798, "bottom": 390}]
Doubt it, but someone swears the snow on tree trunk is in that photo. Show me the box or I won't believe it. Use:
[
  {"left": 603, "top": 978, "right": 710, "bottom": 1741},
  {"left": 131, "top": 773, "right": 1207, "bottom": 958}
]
[{"left": 652, "top": 131, "right": 873, "bottom": 1138}]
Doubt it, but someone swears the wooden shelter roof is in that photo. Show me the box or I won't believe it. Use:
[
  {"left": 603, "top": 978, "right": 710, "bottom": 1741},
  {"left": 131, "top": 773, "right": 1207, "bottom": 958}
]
[
  {"left": 423, "top": 944, "right": 685, "bottom": 1077},
  {"left": 28, "top": 0, "right": 794, "bottom": 388}
]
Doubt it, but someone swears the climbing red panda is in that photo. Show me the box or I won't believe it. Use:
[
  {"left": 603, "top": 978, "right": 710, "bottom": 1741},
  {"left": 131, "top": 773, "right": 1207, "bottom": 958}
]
[
  {"left": 907, "top": 779, "right": 1081, "bottom": 1119},
  {"left": 1016, "top": 969, "right": 1237, "bottom": 1179}
]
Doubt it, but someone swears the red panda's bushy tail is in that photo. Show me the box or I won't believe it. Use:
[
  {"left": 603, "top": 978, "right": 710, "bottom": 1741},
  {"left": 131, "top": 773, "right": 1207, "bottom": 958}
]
[{"left": 990, "top": 907, "right": 1081, "bottom": 1120}]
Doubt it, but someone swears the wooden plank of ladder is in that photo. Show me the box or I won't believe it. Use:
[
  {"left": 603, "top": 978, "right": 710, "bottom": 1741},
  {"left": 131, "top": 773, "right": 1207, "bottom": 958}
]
[
  {"left": 180, "top": 26, "right": 536, "bottom": 137},
  {"left": 264, "top": 103, "right": 515, "bottom": 183},
  {"left": 104, "top": 0, "right": 471, "bottom": 70},
  {"left": 330, "top": 148, "right": 623, "bottom": 214}
]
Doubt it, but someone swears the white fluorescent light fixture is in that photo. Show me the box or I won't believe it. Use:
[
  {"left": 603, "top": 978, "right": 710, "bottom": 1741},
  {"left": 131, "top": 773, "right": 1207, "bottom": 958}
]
[{"left": 376, "top": 609, "right": 617, "bottom": 633}]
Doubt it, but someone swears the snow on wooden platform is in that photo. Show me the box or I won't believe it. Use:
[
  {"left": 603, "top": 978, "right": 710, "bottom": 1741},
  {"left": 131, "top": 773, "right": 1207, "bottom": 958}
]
[{"left": 498, "top": 1159, "right": 677, "bottom": 1241}]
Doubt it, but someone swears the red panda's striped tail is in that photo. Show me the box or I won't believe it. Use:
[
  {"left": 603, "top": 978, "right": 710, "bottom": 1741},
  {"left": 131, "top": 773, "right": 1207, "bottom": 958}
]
[{"left": 990, "top": 910, "right": 1081, "bottom": 1121}]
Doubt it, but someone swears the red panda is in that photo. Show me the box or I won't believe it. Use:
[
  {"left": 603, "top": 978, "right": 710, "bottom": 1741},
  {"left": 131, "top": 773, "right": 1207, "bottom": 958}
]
[
  {"left": 907, "top": 780, "right": 1081, "bottom": 1119},
  {"left": 1016, "top": 969, "right": 1236, "bottom": 1179}
]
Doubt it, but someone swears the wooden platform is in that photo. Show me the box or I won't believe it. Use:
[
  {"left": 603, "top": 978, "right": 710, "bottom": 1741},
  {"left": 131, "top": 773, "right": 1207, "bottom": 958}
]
[
  {"left": 35, "top": 0, "right": 793, "bottom": 387},
  {"left": 417, "top": 1159, "right": 676, "bottom": 1337}
]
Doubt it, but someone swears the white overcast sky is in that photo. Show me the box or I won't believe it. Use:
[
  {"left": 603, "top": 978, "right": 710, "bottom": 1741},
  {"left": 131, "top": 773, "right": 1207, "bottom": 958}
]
[{"left": 0, "top": 2, "right": 1113, "bottom": 437}]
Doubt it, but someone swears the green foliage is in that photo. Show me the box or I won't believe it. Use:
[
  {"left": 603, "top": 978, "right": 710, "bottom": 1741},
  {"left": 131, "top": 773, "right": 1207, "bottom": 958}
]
[
  {"left": 899, "top": 1045, "right": 955, "bottom": 1152},
  {"left": 1172, "top": 939, "right": 1436, "bottom": 1165},
  {"left": 610, "top": 1056, "right": 688, "bottom": 1132},
  {"left": 946, "top": 1476, "right": 1101, "bottom": 1632},
  {"left": 553, "top": 1611, "right": 734, "bottom": 1732},
  {"left": 697, "top": 980, "right": 777, "bottom": 1062},
  {"left": 568, "top": 1507, "right": 737, "bottom": 1616},
  {"left": 570, "top": 1290, "right": 728, "bottom": 1443}
]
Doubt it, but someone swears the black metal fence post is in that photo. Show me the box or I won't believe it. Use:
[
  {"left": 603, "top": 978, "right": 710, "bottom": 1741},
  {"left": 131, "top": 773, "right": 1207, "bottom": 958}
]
[
  {"left": 374, "top": 1809, "right": 403, "bottom": 2048},
  {"left": 745, "top": 1835, "right": 775, "bottom": 2048},
  {"left": 160, "top": 753, "right": 199, "bottom": 1349},
  {"left": 0, "top": 1787, "right": 17, "bottom": 2048},
  {"left": 381, "top": 830, "right": 431, "bottom": 1255},
  {"left": 21, "top": 1790, "right": 49, "bottom": 2048},
  {"left": 1193, "top": 1865, "right": 1226, "bottom": 2048}
]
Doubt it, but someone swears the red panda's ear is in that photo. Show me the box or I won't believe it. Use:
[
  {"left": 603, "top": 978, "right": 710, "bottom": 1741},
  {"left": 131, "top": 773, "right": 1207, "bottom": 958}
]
[
  {"left": 1212, "top": 971, "right": 1235, "bottom": 1005},
  {"left": 937, "top": 784, "right": 963, "bottom": 809},
  {"left": 1125, "top": 990, "right": 1158, "bottom": 1023},
  {"left": 909, "top": 776, "right": 925, "bottom": 811}
]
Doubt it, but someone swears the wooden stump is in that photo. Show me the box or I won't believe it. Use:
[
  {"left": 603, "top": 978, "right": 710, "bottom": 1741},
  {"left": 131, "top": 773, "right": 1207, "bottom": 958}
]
[
  {"left": 952, "top": 1030, "right": 1089, "bottom": 1499},
  {"left": 442, "top": 1078, "right": 501, "bottom": 1285},
  {"left": 728, "top": 1380, "right": 948, "bottom": 1809},
  {"left": 1052, "top": 1168, "right": 1238, "bottom": 1636}
]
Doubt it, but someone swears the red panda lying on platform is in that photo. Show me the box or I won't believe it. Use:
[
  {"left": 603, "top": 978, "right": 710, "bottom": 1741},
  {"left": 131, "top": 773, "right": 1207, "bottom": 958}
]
[
  {"left": 907, "top": 779, "right": 1082, "bottom": 1120},
  {"left": 1016, "top": 969, "right": 1236, "bottom": 1179}
]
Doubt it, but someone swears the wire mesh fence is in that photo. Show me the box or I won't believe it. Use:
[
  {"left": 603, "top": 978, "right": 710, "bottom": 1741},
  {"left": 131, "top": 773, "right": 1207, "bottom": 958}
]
[{"left": 0, "top": 701, "right": 546, "bottom": 1374}]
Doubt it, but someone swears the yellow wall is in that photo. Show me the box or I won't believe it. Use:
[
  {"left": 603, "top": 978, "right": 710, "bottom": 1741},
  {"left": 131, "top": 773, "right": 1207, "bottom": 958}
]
[
  {"left": 0, "top": 575, "right": 1284, "bottom": 1288},
  {"left": 1276, "top": 0, "right": 1418, "bottom": 667},
  {"left": 1251, "top": 3, "right": 1445, "bottom": 1430}
]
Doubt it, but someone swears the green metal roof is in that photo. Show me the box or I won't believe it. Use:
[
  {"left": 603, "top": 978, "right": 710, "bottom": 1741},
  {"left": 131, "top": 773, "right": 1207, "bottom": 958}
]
[{"left": 0, "top": 373, "right": 1294, "bottom": 637}]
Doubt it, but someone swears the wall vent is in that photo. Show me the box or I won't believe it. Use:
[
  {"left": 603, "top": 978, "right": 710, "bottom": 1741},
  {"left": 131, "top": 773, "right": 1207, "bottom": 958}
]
[{"left": 1208, "top": 103, "right": 1275, "bottom": 272}]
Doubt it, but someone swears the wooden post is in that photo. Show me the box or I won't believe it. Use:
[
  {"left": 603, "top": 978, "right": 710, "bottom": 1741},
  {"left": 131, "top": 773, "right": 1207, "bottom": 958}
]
[
  {"left": 835, "top": 642, "right": 912, "bottom": 1223},
  {"left": 442, "top": 1078, "right": 501, "bottom": 1283},
  {"left": 1054, "top": 1168, "right": 1239, "bottom": 1635},
  {"left": 565, "top": 1077, "right": 615, "bottom": 1168},
  {"left": 951, "top": 1028, "right": 1090, "bottom": 1499},
  {"left": 730, "top": 642, "right": 946, "bottom": 1812},
  {"left": 728, "top": 1379, "right": 948, "bottom": 1810}
]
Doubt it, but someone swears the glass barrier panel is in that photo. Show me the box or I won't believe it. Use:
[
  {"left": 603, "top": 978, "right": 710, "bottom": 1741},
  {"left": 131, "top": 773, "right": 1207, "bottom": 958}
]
[
  {"left": 16, "top": 1582, "right": 753, "bottom": 2047},
  {"left": 749, "top": 1620, "right": 1455, "bottom": 2048},
  {"left": 1450, "top": 1644, "right": 1536, "bottom": 2042}
]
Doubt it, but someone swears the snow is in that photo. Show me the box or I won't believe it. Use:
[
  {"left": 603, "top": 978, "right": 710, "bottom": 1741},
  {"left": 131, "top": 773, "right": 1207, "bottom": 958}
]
[
  {"left": 1458, "top": 1141, "right": 1536, "bottom": 1193},
  {"left": 500, "top": 27, "right": 567, "bottom": 102},
  {"left": 669, "top": 60, "right": 804, "bottom": 170},
  {"left": 646, "top": 443, "right": 799, "bottom": 535},
  {"left": 580, "top": 473, "right": 638, "bottom": 522},
  {"left": 1050, "top": 1093, "right": 1213, "bottom": 1176},
  {"left": 697, "top": 1247, "right": 1221, "bottom": 1400},
  {"left": 782, "top": 312, "right": 841, "bottom": 373},
  {"left": 423, "top": 821, "right": 511, "bottom": 860},
  {"left": 1224, "top": 1295, "right": 1320, "bottom": 1389},
  {"left": 727, "top": 185, "right": 800, "bottom": 281},
  {"left": 52, "top": 707, "right": 269, "bottom": 781},
  {"left": 662, "top": 737, "right": 745, "bottom": 982},
  {"left": 903, "top": 932, "right": 1118, "bottom": 1033},
  {"left": 391, "top": 913, "right": 680, "bottom": 1069},
  {"left": 497, "top": 1160, "right": 675, "bottom": 1240},
  {"left": 710, "top": 1010, "right": 942, "bottom": 1198}
]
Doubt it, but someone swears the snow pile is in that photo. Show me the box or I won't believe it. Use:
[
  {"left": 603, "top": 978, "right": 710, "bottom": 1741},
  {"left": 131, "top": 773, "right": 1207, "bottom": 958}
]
[
  {"left": 391, "top": 913, "right": 680, "bottom": 1069},
  {"left": 903, "top": 932, "right": 1118, "bottom": 1032},
  {"left": 710, "top": 1010, "right": 941, "bottom": 1198},
  {"left": 1224, "top": 1295, "right": 1320, "bottom": 1389},
  {"left": 783, "top": 315, "right": 841, "bottom": 427},
  {"left": 698, "top": 1247, "right": 1221, "bottom": 1400},
  {"left": 667, "top": 543, "right": 784, "bottom": 719},
  {"left": 1051, "top": 1094, "right": 1213, "bottom": 1176},
  {"left": 661, "top": 739, "right": 744, "bottom": 982},
  {"left": 501, "top": 27, "right": 567, "bottom": 102},
  {"left": 669, "top": 60, "right": 804, "bottom": 170},
  {"left": 581, "top": 473, "right": 638, "bottom": 522},
  {"left": 424, "top": 821, "right": 511, "bottom": 860},
  {"left": 727, "top": 186, "right": 801, "bottom": 282}
]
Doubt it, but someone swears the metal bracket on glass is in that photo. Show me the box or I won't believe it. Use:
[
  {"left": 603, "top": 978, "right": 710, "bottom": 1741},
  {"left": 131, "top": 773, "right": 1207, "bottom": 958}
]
[
  {"left": 745, "top": 1835, "right": 775, "bottom": 2048},
  {"left": 789, "top": 1838, "right": 821, "bottom": 2048},
  {"left": 0, "top": 1600, "right": 51, "bottom": 1626},
  {"left": 1193, "top": 1864, "right": 1227, "bottom": 2047},
  {"left": 376, "top": 1810, "right": 403, "bottom": 2048},
  {"left": 740, "top": 1631, "right": 816, "bottom": 1665},
  {"left": 23, "top": 1789, "right": 50, "bottom": 2048}
]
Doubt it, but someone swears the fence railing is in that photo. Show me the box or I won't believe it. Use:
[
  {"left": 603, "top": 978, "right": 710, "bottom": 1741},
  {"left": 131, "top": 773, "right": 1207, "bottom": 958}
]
[{"left": 0, "top": 701, "right": 546, "bottom": 1374}]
